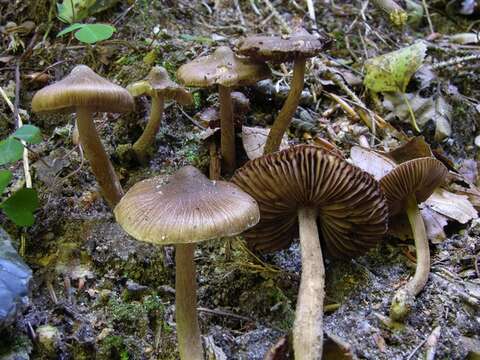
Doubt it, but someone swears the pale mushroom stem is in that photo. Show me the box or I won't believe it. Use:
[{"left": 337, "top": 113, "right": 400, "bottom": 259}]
[
  {"left": 175, "top": 243, "right": 204, "bottom": 360},
  {"left": 133, "top": 95, "right": 165, "bottom": 164},
  {"left": 294, "top": 207, "right": 325, "bottom": 360},
  {"left": 264, "top": 58, "right": 306, "bottom": 155},
  {"left": 390, "top": 195, "right": 430, "bottom": 321},
  {"left": 76, "top": 108, "right": 124, "bottom": 208},
  {"left": 218, "top": 85, "right": 236, "bottom": 174}
]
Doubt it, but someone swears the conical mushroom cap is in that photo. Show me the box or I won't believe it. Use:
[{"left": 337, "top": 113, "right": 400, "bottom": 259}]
[
  {"left": 127, "top": 66, "right": 193, "bottom": 105},
  {"left": 237, "top": 28, "right": 329, "bottom": 63},
  {"left": 380, "top": 157, "right": 448, "bottom": 216},
  {"left": 176, "top": 46, "right": 270, "bottom": 88},
  {"left": 32, "top": 65, "right": 134, "bottom": 113},
  {"left": 114, "top": 166, "right": 260, "bottom": 245},
  {"left": 232, "top": 145, "right": 388, "bottom": 258}
]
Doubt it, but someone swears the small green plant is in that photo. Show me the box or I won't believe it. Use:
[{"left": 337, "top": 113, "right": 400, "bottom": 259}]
[
  {"left": 56, "top": 0, "right": 116, "bottom": 44},
  {"left": 0, "top": 125, "right": 41, "bottom": 226}
]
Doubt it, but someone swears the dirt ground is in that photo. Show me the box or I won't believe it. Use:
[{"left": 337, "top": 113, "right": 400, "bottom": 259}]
[{"left": 1, "top": 1, "right": 480, "bottom": 359}]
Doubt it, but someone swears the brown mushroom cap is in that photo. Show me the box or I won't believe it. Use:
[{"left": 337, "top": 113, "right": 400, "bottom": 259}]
[
  {"left": 237, "top": 28, "right": 329, "bottom": 63},
  {"left": 176, "top": 46, "right": 270, "bottom": 88},
  {"left": 127, "top": 66, "right": 192, "bottom": 105},
  {"left": 32, "top": 65, "right": 134, "bottom": 113},
  {"left": 380, "top": 157, "right": 448, "bottom": 216},
  {"left": 114, "top": 166, "right": 260, "bottom": 245},
  {"left": 232, "top": 145, "right": 388, "bottom": 258}
]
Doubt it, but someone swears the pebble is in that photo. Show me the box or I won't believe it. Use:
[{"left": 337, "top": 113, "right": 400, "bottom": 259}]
[{"left": 0, "top": 227, "right": 32, "bottom": 329}]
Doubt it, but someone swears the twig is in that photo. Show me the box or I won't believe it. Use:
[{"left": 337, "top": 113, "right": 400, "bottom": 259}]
[
  {"left": 431, "top": 54, "right": 480, "bottom": 70},
  {"left": 406, "top": 337, "right": 428, "bottom": 360},
  {"left": 113, "top": 1, "right": 136, "bottom": 25},
  {"left": 249, "top": 0, "right": 262, "bottom": 15},
  {"left": 306, "top": 0, "right": 317, "bottom": 30},
  {"left": 424, "top": 326, "right": 441, "bottom": 360},
  {"left": 198, "top": 307, "right": 252, "bottom": 322},
  {"left": 422, "top": 0, "right": 434, "bottom": 35},
  {"left": 263, "top": 0, "right": 292, "bottom": 33},
  {"left": 233, "top": 0, "right": 246, "bottom": 26}
]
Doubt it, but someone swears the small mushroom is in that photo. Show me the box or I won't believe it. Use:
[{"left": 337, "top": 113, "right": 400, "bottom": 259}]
[
  {"left": 177, "top": 46, "right": 270, "bottom": 174},
  {"left": 380, "top": 158, "right": 448, "bottom": 321},
  {"left": 114, "top": 166, "right": 259, "bottom": 360},
  {"left": 127, "top": 66, "right": 192, "bottom": 163},
  {"left": 232, "top": 145, "right": 388, "bottom": 360},
  {"left": 32, "top": 65, "right": 134, "bottom": 208},
  {"left": 238, "top": 28, "right": 329, "bottom": 154}
]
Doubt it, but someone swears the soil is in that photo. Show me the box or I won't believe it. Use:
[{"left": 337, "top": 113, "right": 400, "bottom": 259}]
[{"left": 1, "top": 1, "right": 480, "bottom": 359}]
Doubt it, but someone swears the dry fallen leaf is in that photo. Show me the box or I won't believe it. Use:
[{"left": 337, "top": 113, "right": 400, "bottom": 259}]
[
  {"left": 349, "top": 146, "right": 395, "bottom": 181},
  {"left": 242, "top": 126, "right": 288, "bottom": 160},
  {"left": 384, "top": 92, "right": 452, "bottom": 141},
  {"left": 419, "top": 206, "right": 449, "bottom": 244},
  {"left": 424, "top": 188, "right": 478, "bottom": 224}
]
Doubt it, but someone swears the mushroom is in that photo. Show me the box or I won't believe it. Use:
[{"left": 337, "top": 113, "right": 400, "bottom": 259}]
[
  {"left": 32, "top": 65, "right": 134, "bottom": 208},
  {"left": 232, "top": 145, "right": 388, "bottom": 359},
  {"left": 114, "top": 166, "right": 259, "bottom": 360},
  {"left": 127, "top": 66, "right": 192, "bottom": 163},
  {"left": 238, "top": 28, "right": 329, "bottom": 154},
  {"left": 380, "top": 158, "right": 448, "bottom": 321},
  {"left": 177, "top": 46, "right": 270, "bottom": 174}
]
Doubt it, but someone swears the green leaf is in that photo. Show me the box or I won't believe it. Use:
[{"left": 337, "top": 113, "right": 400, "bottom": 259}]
[
  {"left": 56, "top": 0, "right": 96, "bottom": 23},
  {"left": 0, "top": 138, "right": 24, "bottom": 165},
  {"left": 12, "top": 125, "right": 42, "bottom": 144},
  {"left": 364, "top": 42, "right": 427, "bottom": 93},
  {"left": 0, "top": 170, "right": 12, "bottom": 195},
  {"left": 74, "top": 24, "right": 115, "bottom": 44},
  {"left": 57, "top": 23, "right": 86, "bottom": 37},
  {"left": 1, "top": 188, "right": 39, "bottom": 227}
]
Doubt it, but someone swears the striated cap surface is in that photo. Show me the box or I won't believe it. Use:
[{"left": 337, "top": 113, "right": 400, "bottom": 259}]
[
  {"left": 380, "top": 157, "right": 448, "bottom": 216},
  {"left": 177, "top": 46, "right": 270, "bottom": 88},
  {"left": 237, "top": 28, "right": 329, "bottom": 63},
  {"left": 114, "top": 166, "right": 260, "bottom": 245},
  {"left": 32, "top": 65, "right": 134, "bottom": 113},
  {"left": 127, "top": 66, "right": 192, "bottom": 105}
]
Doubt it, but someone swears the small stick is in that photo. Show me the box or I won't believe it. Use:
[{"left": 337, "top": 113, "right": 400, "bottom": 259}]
[
  {"left": 263, "top": 0, "right": 292, "bottom": 33},
  {"left": 424, "top": 326, "right": 441, "bottom": 360},
  {"left": 431, "top": 54, "right": 480, "bottom": 70},
  {"left": 198, "top": 307, "right": 252, "bottom": 322},
  {"left": 306, "top": 0, "right": 317, "bottom": 30},
  {"left": 233, "top": 0, "right": 246, "bottom": 26},
  {"left": 422, "top": 0, "right": 434, "bottom": 35}
]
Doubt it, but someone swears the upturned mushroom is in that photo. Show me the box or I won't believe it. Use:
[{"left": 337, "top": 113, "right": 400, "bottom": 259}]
[
  {"left": 127, "top": 66, "right": 192, "bottom": 163},
  {"left": 177, "top": 46, "right": 270, "bottom": 174},
  {"left": 114, "top": 166, "right": 259, "bottom": 360},
  {"left": 380, "top": 158, "right": 448, "bottom": 321},
  {"left": 232, "top": 145, "right": 388, "bottom": 359},
  {"left": 238, "top": 28, "right": 329, "bottom": 154},
  {"left": 32, "top": 65, "right": 134, "bottom": 208}
]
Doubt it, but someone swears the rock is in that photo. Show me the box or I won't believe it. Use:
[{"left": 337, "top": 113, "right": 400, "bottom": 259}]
[
  {"left": 36, "top": 325, "right": 61, "bottom": 357},
  {"left": 0, "top": 227, "right": 32, "bottom": 329}
]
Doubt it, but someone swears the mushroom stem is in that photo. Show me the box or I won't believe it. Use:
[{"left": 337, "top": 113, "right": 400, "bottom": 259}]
[
  {"left": 132, "top": 95, "right": 165, "bottom": 164},
  {"left": 390, "top": 195, "right": 430, "bottom": 321},
  {"left": 264, "top": 58, "right": 306, "bottom": 154},
  {"left": 294, "top": 207, "right": 325, "bottom": 360},
  {"left": 76, "top": 108, "right": 123, "bottom": 208},
  {"left": 218, "top": 85, "right": 236, "bottom": 174},
  {"left": 175, "top": 243, "right": 204, "bottom": 360}
]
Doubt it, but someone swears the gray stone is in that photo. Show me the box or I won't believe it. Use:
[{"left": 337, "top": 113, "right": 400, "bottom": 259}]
[{"left": 0, "top": 227, "right": 32, "bottom": 329}]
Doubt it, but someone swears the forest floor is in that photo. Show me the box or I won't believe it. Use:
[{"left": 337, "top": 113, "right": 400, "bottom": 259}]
[{"left": 1, "top": 0, "right": 480, "bottom": 359}]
